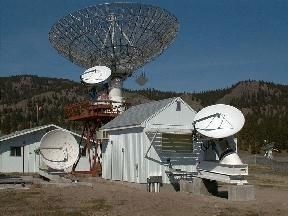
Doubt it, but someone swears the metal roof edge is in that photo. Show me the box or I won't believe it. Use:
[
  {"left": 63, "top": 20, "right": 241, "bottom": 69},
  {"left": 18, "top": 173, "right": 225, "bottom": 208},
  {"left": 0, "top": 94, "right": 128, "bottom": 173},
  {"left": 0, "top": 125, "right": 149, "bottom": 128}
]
[
  {"left": 0, "top": 124, "right": 82, "bottom": 142},
  {"left": 101, "top": 124, "right": 142, "bottom": 132},
  {"left": 141, "top": 97, "right": 182, "bottom": 127},
  {"left": 177, "top": 97, "right": 197, "bottom": 114}
]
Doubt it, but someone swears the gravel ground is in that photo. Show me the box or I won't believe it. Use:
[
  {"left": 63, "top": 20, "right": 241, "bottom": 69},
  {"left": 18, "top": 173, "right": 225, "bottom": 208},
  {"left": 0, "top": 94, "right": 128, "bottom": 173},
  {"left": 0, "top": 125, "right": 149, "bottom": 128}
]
[{"left": 0, "top": 165, "right": 287, "bottom": 216}]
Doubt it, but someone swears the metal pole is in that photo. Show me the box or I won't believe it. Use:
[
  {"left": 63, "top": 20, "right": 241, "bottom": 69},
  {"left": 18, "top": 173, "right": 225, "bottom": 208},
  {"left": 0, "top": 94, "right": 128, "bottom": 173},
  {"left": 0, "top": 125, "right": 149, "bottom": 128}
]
[
  {"left": 122, "top": 147, "right": 124, "bottom": 181},
  {"left": 254, "top": 142, "right": 256, "bottom": 165},
  {"left": 36, "top": 103, "right": 39, "bottom": 125},
  {"left": 111, "top": 141, "right": 113, "bottom": 180},
  {"left": 22, "top": 146, "right": 25, "bottom": 173}
]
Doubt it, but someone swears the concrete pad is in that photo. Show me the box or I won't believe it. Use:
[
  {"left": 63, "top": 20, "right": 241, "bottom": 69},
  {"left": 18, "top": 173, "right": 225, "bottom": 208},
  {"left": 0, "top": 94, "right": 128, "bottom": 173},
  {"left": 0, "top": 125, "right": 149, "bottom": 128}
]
[
  {"left": 39, "top": 181, "right": 93, "bottom": 188},
  {"left": 228, "top": 184, "right": 255, "bottom": 201},
  {"left": 180, "top": 178, "right": 218, "bottom": 196}
]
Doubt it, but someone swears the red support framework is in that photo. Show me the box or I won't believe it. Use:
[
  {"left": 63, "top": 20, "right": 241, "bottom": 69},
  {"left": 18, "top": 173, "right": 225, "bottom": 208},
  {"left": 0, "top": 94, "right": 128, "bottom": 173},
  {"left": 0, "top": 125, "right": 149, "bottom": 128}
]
[{"left": 65, "top": 100, "right": 123, "bottom": 176}]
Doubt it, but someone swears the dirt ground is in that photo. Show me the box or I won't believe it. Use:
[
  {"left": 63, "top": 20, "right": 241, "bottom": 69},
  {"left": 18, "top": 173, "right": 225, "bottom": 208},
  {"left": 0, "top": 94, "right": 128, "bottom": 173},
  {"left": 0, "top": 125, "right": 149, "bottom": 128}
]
[{"left": 0, "top": 165, "right": 287, "bottom": 216}]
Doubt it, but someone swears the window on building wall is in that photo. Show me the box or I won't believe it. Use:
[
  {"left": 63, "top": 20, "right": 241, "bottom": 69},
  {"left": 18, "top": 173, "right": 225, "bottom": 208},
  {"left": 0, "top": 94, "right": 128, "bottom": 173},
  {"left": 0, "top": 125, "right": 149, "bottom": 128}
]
[
  {"left": 80, "top": 146, "right": 86, "bottom": 157},
  {"left": 162, "top": 133, "right": 193, "bottom": 153},
  {"left": 102, "top": 131, "right": 109, "bottom": 139},
  {"left": 10, "top": 146, "right": 21, "bottom": 157},
  {"left": 176, "top": 101, "right": 181, "bottom": 111}
]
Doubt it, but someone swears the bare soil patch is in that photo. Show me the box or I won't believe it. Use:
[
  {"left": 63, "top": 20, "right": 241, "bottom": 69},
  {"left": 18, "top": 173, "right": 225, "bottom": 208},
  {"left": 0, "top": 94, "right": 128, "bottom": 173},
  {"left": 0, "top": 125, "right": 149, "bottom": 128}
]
[{"left": 0, "top": 165, "right": 287, "bottom": 216}]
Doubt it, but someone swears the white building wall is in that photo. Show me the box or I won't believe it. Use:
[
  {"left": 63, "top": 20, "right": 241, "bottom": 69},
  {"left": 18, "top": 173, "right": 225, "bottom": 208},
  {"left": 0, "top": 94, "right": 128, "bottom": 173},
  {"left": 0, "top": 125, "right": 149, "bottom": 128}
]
[
  {"left": 0, "top": 132, "right": 44, "bottom": 173},
  {"left": 74, "top": 151, "right": 91, "bottom": 171},
  {"left": 0, "top": 140, "right": 23, "bottom": 172},
  {"left": 145, "top": 131, "right": 200, "bottom": 183},
  {"left": 73, "top": 136, "right": 92, "bottom": 172},
  {"left": 145, "top": 99, "right": 196, "bottom": 131},
  {"left": 102, "top": 99, "right": 200, "bottom": 184},
  {"left": 0, "top": 129, "right": 90, "bottom": 173},
  {"left": 102, "top": 127, "right": 200, "bottom": 184},
  {"left": 25, "top": 141, "right": 41, "bottom": 173},
  {"left": 102, "top": 140, "right": 111, "bottom": 179},
  {"left": 102, "top": 128, "right": 145, "bottom": 182}
]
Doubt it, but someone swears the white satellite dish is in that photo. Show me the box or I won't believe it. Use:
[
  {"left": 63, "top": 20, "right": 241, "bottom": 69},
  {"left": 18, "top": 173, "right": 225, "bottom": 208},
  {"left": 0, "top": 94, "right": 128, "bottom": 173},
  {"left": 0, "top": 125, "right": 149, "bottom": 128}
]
[
  {"left": 80, "top": 66, "right": 111, "bottom": 84},
  {"left": 193, "top": 104, "right": 245, "bottom": 139},
  {"left": 39, "top": 129, "right": 79, "bottom": 170}
]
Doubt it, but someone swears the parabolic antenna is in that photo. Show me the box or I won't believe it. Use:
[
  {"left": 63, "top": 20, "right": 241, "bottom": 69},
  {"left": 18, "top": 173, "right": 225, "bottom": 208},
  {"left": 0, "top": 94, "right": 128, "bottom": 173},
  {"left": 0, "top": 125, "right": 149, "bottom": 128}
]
[
  {"left": 80, "top": 66, "right": 111, "bottom": 85},
  {"left": 39, "top": 129, "right": 79, "bottom": 170},
  {"left": 193, "top": 104, "right": 245, "bottom": 139},
  {"left": 49, "top": 2, "right": 179, "bottom": 79}
]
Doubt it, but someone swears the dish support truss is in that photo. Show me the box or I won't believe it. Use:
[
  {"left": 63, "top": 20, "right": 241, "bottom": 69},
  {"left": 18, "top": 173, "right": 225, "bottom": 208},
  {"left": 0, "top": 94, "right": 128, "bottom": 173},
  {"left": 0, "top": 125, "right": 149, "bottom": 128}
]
[{"left": 66, "top": 101, "right": 122, "bottom": 176}]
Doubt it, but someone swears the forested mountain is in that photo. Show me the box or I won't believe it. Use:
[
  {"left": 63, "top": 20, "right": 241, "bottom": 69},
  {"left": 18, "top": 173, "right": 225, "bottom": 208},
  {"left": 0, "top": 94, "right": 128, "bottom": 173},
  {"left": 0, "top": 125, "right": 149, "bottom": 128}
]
[
  {"left": 0, "top": 75, "right": 87, "bottom": 133},
  {"left": 0, "top": 75, "right": 287, "bottom": 152}
]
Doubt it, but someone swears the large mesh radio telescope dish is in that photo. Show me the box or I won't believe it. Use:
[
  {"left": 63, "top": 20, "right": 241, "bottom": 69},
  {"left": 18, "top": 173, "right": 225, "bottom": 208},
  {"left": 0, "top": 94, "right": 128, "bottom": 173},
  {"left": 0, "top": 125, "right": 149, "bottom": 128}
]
[
  {"left": 49, "top": 2, "right": 179, "bottom": 79},
  {"left": 40, "top": 129, "right": 79, "bottom": 170}
]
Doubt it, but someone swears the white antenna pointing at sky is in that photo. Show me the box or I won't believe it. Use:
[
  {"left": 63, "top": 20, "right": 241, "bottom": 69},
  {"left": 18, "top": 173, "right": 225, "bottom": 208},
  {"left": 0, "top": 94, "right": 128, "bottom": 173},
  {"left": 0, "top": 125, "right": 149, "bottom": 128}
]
[
  {"left": 193, "top": 104, "right": 245, "bottom": 139},
  {"left": 80, "top": 66, "right": 111, "bottom": 85}
]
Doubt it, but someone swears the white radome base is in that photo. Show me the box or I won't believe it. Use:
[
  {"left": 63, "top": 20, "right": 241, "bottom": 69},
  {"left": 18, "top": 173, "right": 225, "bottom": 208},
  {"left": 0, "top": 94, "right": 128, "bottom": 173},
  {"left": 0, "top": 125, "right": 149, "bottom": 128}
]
[{"left": 220, "top": 152, "right": 243, "bottom": 165}]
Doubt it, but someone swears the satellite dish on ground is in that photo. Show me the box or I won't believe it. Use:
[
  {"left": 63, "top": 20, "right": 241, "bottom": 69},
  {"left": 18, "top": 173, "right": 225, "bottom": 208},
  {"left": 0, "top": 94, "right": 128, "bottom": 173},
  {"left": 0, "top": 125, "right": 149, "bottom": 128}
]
[
  {"left": 80, "top": 66, "right": 111, "bottom": 85},
  {"left": 193, "top": 104, "right": 245, "bottom": 139},
  {"left": 39, "top": 129, "right": 79, "bottom": 170}
]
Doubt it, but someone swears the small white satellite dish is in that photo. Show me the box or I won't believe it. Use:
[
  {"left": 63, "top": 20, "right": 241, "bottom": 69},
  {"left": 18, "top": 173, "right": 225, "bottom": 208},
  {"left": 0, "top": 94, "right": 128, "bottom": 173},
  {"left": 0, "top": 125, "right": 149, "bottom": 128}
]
[
  {"left": 80, "top": 66, "right": 111, "bottom": 84},
  {"left": 39, "top": 129, "right": 79, "bottom": 170},
  {"left": 193, "top": 104, "right": 245, "bottom": 139}
]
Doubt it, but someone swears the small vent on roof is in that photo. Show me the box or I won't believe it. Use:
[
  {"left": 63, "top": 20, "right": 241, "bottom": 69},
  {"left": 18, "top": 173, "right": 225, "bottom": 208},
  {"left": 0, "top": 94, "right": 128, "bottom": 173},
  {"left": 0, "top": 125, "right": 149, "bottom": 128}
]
[{"left": 176, "top": 101, "right": 181, "bottom": 111}]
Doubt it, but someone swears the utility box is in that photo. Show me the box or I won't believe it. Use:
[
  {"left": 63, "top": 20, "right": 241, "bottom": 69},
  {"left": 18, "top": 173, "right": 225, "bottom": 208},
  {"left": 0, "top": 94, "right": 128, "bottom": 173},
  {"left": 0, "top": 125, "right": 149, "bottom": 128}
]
[{"left": 147, "top": 176, "right": 162, "bottom": 192}]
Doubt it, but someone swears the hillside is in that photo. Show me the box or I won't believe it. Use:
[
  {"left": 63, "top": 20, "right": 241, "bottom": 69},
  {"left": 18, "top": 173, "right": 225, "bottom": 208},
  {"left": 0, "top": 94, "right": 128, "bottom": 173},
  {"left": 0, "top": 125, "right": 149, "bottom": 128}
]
[
  {"left": 0, "top": 75, "right": 288, "bottom": 152},
  {"left": 197, "top": 80, "right": 288, "bottom": 152}
]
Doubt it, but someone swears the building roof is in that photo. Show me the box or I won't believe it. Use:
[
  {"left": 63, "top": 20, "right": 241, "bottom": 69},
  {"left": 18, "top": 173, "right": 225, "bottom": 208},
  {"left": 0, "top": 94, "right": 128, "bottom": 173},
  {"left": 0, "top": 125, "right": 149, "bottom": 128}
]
[
  {"left": 0, "top": 124, "right": 82, "bottom": 142},
  {"left": 102, "top": 97, "right": 182, "bottom": 130}
]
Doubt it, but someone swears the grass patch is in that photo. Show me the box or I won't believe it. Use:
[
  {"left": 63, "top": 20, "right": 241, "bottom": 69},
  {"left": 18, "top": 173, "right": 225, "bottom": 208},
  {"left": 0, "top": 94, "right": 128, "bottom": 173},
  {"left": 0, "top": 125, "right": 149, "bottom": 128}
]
[
  {"left": 248, "top": 164, "right": 273, "bottom": 174},
  {"left": 248, "top": 163, "right": 288, "bottom": 177},
  {"left": 247, "top": 175, "right": 288, "bottom": 188}
]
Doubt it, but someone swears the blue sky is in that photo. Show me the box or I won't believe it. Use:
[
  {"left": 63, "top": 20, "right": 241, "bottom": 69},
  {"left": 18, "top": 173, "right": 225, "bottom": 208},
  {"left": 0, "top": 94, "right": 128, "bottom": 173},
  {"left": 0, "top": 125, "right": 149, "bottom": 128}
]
[{"left": 0, "top": 0, "right": 288, "bottom": 92}]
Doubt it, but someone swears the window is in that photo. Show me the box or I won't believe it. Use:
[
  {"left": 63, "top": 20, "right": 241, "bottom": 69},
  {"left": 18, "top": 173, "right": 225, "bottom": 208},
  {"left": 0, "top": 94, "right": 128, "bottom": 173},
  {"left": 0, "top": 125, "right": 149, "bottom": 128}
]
[
  {"left": 97, "top": 130, "right": 109, "bottom": 139},
  {"left": 10, "top": 147, "right": 21, "bottom": 157},
  {"left": 176, "top": 101, "right": 181, "bottom": 111},
  {"left": 162, "top": 133, "right": 193, "bottom": 153},
  {"left": 80, "top": 147, "right": 86, "bottom": 157},
  {"left": 102, "top": 131, "right": 109, "bottom": 139}
]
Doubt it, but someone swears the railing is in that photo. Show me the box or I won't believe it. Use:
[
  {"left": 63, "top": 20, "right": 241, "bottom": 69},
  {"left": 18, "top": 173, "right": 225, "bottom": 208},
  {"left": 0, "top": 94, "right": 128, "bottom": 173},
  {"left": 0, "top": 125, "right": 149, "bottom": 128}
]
[
  {"left": 242, "top": 155, "right": 288, "bottom": 174},
  {"left": 65, "top": 100, "right": 129, "bottom": 121}
]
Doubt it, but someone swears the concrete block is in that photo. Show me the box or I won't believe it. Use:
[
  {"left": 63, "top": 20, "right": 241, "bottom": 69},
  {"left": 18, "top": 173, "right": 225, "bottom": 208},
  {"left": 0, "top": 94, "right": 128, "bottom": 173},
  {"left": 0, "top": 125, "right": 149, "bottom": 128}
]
[
  {"left": 179, "top": 179, "right": 193, "bottom": 193},
  {"left": 180, "top": 178, "right": 218, "bottom": 196},
  {"left": 161, "top": 183, "right": 179, "bottom": 192},
  {"left": 228, "top": 185, "right": 255, "bottom": 201},
  {"left": 192, "top": 178, "right": 207, "bottom": 195},
  {"left": 192, "top": 178, "right": 218, "bottom": 196}
]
